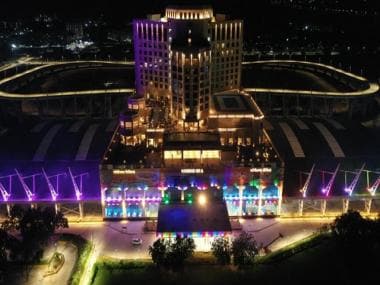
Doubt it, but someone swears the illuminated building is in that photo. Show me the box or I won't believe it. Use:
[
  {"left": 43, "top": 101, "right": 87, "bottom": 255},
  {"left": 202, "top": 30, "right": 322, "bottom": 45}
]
[
  {"left": 66, "top": 21, "right": 84, "bottom": 41},
  {"left": 133, "top": 5, "right": 243, "bottom": 124},
  {"left": 108, "top": 5, "right": 282, "bottom": 224},
  {"left": 0, "top": 7, "right": 379, "bottom": 225}
]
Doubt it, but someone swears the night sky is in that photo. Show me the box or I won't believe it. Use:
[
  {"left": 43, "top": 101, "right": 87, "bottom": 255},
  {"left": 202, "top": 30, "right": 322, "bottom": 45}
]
[{"left": 1, "top": 0, "right": 264, "bottom": 20}]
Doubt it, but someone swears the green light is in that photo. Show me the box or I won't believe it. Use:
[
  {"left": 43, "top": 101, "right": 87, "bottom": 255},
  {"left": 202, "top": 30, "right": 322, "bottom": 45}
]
[
  {"left": 163, "top": 193, "right": 170, "bottom": 204},
  {"left": 250, "top": 179, "right": 260, "bottom": 188},
  {"left": 274, "top": 178, "right": 279, "bottom": 186}
]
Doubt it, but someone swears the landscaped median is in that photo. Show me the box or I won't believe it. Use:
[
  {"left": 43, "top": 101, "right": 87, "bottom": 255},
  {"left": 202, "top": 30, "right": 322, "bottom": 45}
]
[{"left": 59, "top": 233, "right": 93, "bottom": 285}]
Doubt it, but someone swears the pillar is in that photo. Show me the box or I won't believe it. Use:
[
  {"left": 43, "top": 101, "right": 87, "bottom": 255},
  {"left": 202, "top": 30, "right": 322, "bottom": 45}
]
[
  {"left": 74, "top": 96, "right": 78, "bottom": 116},
  {"left": 364, "top": 199, "right": 372, "bottom": 214},
  {"left": 296, "top": 95, "right": 300, "bottom": 116},
  {"left": 310, "top": 97, "right": 314, "bottom": 116},
  {"left": 258, "top": 187, "right": 263, "bottom": 216},
  {"left": 6, "top": 204, "right": 11, "bottom": 217},
  {"left": 298, "top": 199, "right": 304, "bottom": 216},
  {"left": 79, "top": 201, "right": 84, "bottom": 220},
  {"left": 342, "top": 198, "right": 349, "bottom": 214},
  {"left": 108, "top": 96, "right": 113, "bottom": 118},
  {"left": 55, "top": 203, "right": 61, "bottom": 214},
  {"left": 320, "top": 199, "right": 326, "bottom": 216},
  {"left": 239, "top": 185, "right": 244, "bottom": 216},
  {"left": 348, "top": 99, "right": 353, "bottom": 119}
]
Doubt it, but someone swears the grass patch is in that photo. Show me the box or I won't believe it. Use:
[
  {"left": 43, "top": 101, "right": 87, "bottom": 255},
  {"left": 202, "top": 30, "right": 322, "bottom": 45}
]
[
  {"left": 90, "top": 240, "right": 350, "bottom": 285},
  {"left": 59, "top": 233, "right": 93, "bottom": 285},
  {"left": 186, "top": 252, "right": 217, "bottom": 265},
  {"left": 257, "top": 232, "right": 331, "bottom": 264}
]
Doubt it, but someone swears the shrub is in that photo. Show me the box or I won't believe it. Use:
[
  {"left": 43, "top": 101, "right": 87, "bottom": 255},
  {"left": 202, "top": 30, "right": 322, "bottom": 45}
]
[
  {"left": 232, "top": 231, "right": 258, "bottom": 269},
  {"left": 211, "top": 237, "right": 231, "bottom": 265}
]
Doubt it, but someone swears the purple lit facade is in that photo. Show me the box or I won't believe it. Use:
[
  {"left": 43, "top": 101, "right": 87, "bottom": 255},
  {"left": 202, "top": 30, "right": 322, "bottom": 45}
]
[{"left": 0, "top": 161, "right": 100, "bottom": 202}]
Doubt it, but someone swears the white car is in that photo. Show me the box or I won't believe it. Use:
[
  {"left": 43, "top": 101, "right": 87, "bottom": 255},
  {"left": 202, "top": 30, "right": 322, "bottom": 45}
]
[{"left": 131, "top": 238, "right": 142, "bottom": 245}]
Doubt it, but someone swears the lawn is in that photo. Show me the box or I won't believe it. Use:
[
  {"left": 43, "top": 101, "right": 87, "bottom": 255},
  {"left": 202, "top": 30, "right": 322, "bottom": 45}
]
[{"left": 91, "top": 238, "right": 356, "bottom": 285}]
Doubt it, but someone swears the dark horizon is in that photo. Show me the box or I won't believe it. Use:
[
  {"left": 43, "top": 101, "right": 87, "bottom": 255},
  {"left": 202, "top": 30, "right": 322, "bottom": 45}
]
[{"left": 2, "top": 0, "right": 379, "bottom": 20}]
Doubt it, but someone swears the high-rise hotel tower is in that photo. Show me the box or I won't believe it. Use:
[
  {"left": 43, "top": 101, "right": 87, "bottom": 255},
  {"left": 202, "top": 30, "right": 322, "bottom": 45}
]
[{"left": 133, "top": 5, "right": 243, "bottom": 126}]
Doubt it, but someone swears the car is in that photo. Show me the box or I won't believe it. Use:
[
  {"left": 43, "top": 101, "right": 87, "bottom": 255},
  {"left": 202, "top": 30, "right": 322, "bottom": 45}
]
[{"left": 131, "top": 238, "right": 142, "bottom": 245}]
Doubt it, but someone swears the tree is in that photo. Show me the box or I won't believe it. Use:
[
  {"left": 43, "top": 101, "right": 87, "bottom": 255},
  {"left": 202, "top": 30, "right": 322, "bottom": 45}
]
[
  {"left": 232, "top": 231, "right": 258, "bottom": 269},
  {"left": 166, "top": 236, "right": 195, "bottom": 270},
  {"left": 148, "top": 236, "right": 195, "bottom": 270},
  {"left": 0, "top": 229, "right": 10, "bottom": 265},
  {"left": 149, "top": 238, "right": 167, "bottom": 267},
  {"left": 211, "top": 237, "right": 231, "bottom": 265},
  {"left": 1, "top": 206, "right": 68, "bottom": 262},
  {"left": 331, "top": 210, "right": 380, "bottom": 281},
  {"left": 19, "top": 207, "right": 68, "bottom": 261}
]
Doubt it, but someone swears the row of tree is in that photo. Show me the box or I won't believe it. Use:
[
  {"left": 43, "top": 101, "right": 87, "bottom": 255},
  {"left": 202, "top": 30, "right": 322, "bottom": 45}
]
[
  {"left": 211, "top": 231, "right": 258, "bottom": 268},
  {"left": 149, "top": 236, "right": 195, "bottom": 270},
  {"left": 149, "top": 231, "right": 259, "bottom": 270}
]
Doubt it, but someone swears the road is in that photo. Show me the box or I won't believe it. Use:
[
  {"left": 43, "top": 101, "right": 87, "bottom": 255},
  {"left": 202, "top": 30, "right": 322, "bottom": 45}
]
[
  {"left": 57, "top": 218, "right": 331, "bottom": 259},
  {"left": 59, "top": 221, "right": 155, "bottom": 259}
]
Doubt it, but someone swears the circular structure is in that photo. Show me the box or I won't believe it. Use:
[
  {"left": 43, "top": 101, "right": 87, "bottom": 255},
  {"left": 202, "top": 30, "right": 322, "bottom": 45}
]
[
  {"left": 0, "top": 59, "right": 378, "bottom": 118},
  {"left": 242, "top": 60, "right": 379, "bottom": 118},
  {"left": 0, "top": 60, "right": 135, "bottom": 117}
]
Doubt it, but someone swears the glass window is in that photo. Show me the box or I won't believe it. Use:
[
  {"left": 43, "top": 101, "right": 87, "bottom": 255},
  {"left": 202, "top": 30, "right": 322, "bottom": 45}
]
[{"left": 183, "top": 150, "right": 201, "bottom": 159}]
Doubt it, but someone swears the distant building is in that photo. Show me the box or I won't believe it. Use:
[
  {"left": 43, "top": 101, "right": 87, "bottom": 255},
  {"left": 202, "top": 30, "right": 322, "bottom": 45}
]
[
  {"left": 133, "top": 6, "right": 243, "bottom": 124},
  {"left": 66, "top": 22, "right": 84, "bottom": 41}
]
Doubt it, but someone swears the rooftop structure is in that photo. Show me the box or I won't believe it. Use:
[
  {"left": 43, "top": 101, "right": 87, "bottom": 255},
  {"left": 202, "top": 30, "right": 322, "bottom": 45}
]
[{"left": 0, "top": 119, "right": 117, "bottom": 201}]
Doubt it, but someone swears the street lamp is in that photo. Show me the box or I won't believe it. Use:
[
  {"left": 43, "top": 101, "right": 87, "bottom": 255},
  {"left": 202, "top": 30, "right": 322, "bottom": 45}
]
[{"left": 198, "top": 194, "right": 207, "bottom": 206}]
